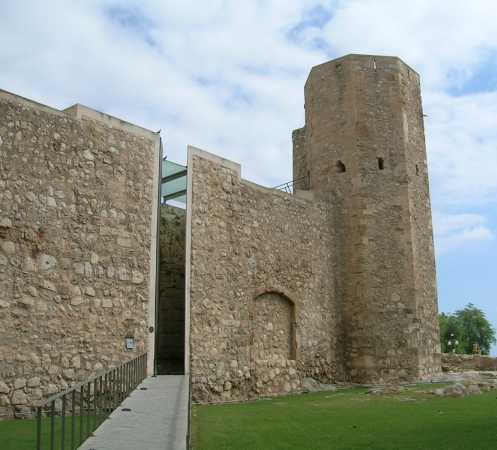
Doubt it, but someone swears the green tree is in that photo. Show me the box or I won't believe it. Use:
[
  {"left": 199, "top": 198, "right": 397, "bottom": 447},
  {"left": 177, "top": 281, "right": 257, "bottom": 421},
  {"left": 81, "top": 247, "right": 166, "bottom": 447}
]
[
  {"left": 439, "top": 304, "right": 496, "bottom": 355},
  {"left": 455, "top": 304, "right": 496, "bottom": 355},
  {"left": 439, "top": 312, "right": 464, "bottom": 353}
]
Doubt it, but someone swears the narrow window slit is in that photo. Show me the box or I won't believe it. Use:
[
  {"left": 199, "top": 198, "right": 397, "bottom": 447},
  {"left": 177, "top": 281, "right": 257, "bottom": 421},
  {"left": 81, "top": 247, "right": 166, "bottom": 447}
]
[
  {"left": 415, "top": 164, "right": 420, "bottom": 175},
  {"left": 377, "top": 157, "right": 384, "bottom": 170},
  {"left": 336, "top": 160, "right": 346, "bottom": 173}
]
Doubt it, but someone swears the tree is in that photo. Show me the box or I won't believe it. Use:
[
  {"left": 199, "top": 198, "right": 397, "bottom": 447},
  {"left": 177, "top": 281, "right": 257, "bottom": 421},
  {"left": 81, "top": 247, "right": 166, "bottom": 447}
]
[
  {"left": 439, "top": 312, "right": 464, "bottom": 353},
  {"left": 439, "top": 304, "right": 496, "bottom": 355}
]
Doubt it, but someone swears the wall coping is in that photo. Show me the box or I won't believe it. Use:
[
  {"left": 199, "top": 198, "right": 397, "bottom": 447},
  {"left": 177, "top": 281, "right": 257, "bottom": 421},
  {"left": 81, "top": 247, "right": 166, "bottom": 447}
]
[{"left": 0, "top": 89, "right": 159, "bottom": 140}]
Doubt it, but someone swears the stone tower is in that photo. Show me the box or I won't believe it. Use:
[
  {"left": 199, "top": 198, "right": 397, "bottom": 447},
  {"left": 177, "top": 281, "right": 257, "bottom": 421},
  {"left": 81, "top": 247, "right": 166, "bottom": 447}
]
[{"left": 293, "top": 54, "right": 441, "bottom": 383}]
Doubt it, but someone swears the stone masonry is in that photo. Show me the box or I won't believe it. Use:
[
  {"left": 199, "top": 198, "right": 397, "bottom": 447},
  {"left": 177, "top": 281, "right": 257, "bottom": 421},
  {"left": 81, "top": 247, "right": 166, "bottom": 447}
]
[
  {"left": 0, "top": 91, "right": 159, "bottom": 418},
  {"left": 188, "top": 54, "right": 441, "bottom": 402},
  {"left": 188, "top": 150, "right": 337, "bottom": 401}
]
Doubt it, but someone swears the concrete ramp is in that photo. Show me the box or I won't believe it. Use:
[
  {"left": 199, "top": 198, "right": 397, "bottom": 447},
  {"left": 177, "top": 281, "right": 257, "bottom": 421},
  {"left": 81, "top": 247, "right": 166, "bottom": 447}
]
[{"left": 79, "top": 375, "right": 189, "bottom": 450}]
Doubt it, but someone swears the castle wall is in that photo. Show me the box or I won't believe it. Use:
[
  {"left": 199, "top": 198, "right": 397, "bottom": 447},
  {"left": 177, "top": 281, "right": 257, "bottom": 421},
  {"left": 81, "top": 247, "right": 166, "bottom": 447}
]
[
  {"left": 296, "top": 54, "right": 440, "bottom": 383},
  {"left": 188, "top": 148, "right": 337, "bottom": 402},
  {"left": 0, "top": 91, "right": 159, "bottom": 418}
]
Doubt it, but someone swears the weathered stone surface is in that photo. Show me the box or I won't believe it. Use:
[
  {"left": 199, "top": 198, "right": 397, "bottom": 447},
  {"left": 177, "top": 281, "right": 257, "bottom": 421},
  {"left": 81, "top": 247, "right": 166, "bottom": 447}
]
[
  {"left": 63, "top": 369, "right": 75, "bottom": 380},
  {"left": 37, "top": 254, "right": 57, "bottom": 271},
  {"left": 0, "top": 217, "right": 12, "bottom": 228},
  {"left": 366, "top": 385, "right": 405, "bottom": 395},
  {"left": 302, "top": 378, "right": 337, "bottom": 393},
  {"left": 441, "top": 353, "right": 497, "bottom": 372},
  {"left": 132, "top": 271, "right": 145, "bottom": 285},
  {"left": 0, "top": 90, "right": 158, "bottom": 414},
  {"left": 45, "top": 384, "right": 58, "bottom": 396},
  {"left": 433, "top": 383, "right": 478, "bottom": 397},
  {"left": 0, "top": 241, "right": 15, "bottom": 255},
  {"left": 11, "top": 390, "right": 28, "bottom": 405},
  {"left": 102, "top": 298, "right": 113, "bottom": 308},
  {"left": 14, "top": 378, "right": 26, "bottom": 390},
  {"left": 189, "top": 151, "right": 336, "bottom": 402},
  {"left": 72, "top": 355, "right": 81, "bottom": 369},
  {"left": 85, "top": 286, "right": 96, "bottom": 297},
  {"left": 14, "top": 405, "right": 32, "bottom": 418},
  {"left": 27, "top": 377, "right": 40, "bottom": 388}
]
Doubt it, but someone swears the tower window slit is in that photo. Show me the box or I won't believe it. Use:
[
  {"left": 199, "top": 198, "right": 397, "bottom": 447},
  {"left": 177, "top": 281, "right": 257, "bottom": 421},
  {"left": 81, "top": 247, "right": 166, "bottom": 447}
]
[
  {"left": 336, "top": 160, "right": 346, "bottom": 173},
  {"left": 377, "top": 157, "right": 384, "bottom": 170},
  {"left": 416, "top": 164, "right": 420, "bottom": 175}
]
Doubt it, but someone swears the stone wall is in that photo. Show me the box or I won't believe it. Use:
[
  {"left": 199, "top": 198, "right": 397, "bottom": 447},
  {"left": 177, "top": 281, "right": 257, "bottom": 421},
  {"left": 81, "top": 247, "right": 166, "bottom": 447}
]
[
  {"left": 157, "top": 205, "right": 186, "bottom": 374},
  {"left": 0, "top": 91, "right": 159, "bottom": 418},
  {"left": 188, "top": 55, "right": 441, "bottom": 403},
  {"left": 441, "top": 353, "right": 497, "bottom": 372},
  {"left": 188, "top": 149, "right": 337, "bottom": 402}
]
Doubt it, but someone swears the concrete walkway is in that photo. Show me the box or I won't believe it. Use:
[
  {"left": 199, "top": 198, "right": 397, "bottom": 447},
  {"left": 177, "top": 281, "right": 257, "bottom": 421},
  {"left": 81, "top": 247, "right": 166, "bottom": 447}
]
[{"left": 79, "top": 375, "right": 189, "bottom": 450}]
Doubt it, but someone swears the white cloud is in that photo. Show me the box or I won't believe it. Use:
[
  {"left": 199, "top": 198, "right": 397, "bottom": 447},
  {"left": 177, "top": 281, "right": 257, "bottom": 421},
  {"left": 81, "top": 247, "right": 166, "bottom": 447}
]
[
  {"left": 1, "top": 0, "right": 497, "bottom": 211},
  {"left": 425, "top": 92, "right": 497, "bottom": 206},
  {"left": 322, "top": 0, "right": 497, "bottom": 89},
  {"left": 433, "top": 213, "right": 495, "bottom": 254}
]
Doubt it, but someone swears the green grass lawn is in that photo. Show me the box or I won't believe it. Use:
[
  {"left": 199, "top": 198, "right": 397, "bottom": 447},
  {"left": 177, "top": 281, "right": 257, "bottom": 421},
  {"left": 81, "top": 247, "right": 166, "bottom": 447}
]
[
  {"left": 192, "top": 385, "right": 497, "bottom": 450},
  {"left": 0, "top": 414, "right": 106, "bottom": 450}
]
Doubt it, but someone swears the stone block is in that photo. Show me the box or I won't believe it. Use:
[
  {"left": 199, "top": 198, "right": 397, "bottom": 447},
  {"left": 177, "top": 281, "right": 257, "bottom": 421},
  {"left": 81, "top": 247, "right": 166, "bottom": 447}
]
[
  {"left": 0, "top": 381, "right": 10, "bottom": 394},
  {"left": 11, "top": 390, "right": 28, "bottom": 405},
  {"left": 27, "top": 377, "right": 40, "bottom": 388}
]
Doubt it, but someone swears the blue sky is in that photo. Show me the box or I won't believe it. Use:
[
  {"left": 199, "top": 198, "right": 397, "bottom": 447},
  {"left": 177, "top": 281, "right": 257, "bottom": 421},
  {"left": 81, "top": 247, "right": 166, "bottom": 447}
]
[{"left": 1, "top": 0, "right": 497, "bottom": 353}]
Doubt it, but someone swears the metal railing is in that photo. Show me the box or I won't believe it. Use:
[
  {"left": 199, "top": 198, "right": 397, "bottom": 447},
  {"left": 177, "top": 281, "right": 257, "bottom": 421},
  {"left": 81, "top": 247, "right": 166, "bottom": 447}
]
[
  {"left": 273, "top": 175, "right": 309, "bottom": 194},
  {"left": 35, "top": 353, "right": 147, "bottom": 450}
]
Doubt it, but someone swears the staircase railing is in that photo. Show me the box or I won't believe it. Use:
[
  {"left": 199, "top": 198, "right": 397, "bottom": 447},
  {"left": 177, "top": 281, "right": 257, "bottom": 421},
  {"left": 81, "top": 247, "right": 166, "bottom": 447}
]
[{"left": 35, "top": 352, "right": 147, "bottom": 450}]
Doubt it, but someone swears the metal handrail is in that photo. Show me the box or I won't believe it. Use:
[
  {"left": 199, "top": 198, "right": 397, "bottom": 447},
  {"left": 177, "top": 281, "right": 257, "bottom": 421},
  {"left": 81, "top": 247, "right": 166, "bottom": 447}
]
[
  {"left": 273, "top": 175, "right": 309, "bottom": 194},
  {"left": 35, "top": 352, "right": 147, "bottom": 450}
]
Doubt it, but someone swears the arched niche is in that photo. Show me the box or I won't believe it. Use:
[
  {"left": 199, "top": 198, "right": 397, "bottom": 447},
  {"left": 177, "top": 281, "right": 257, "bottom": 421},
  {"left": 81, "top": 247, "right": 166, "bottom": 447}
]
[{"left": 250, "top": 291, "right": 296, "bottom": 361}]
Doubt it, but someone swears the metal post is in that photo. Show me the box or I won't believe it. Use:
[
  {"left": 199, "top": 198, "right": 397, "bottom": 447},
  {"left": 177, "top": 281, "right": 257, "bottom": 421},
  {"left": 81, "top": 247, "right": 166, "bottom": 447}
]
[
  {"left": 71, "top": 390, "right": 76, "bottom": 450},
  {"left": 86, "top": 382, "right": 91, "bottom": 439},
  {"left": 120, "top": 365, "right": 124, "bottom": 401},
  {"left": 98, "top": 376, "right": 102, "bottom": 426},
  {"left": 79, "top": 385, "right": 84, "bottom": 445},
  {"left": 93, "top": 378, "right": 97, "bottom": 431},
  {"left": 134, "top": 357, "right": 137, "bottom": 387},
  {"left": 50, "top": 400, "right": 55, "bottom": 450},
  {"left": 125, "top": 361, "right": 128, "bottom": 396},
  {"left": 104, "top": 373, "right": 108, "bottom": 417},
  {"left": 61, "top": 394, "right": 66, "bottom": 450},
  {"left": 111, "top": 369, "right": 116, "bottom": 409},
  {"left": 36, "top": 406, "right": 42, "bottom": 450}
]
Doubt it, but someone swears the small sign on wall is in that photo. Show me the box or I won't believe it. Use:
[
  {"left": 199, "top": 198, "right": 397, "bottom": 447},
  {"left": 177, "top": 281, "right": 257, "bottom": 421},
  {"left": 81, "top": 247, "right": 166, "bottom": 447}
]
[{"left": 125, "top": 338, "right": 135, "bottom": 350}]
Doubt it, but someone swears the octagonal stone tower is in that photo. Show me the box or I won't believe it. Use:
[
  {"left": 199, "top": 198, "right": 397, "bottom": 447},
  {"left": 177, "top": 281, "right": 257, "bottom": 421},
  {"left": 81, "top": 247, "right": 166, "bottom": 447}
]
[{"left": 293, "top": 54, "right": 441, "bottom": 383}]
